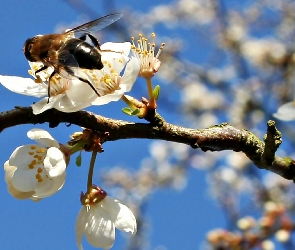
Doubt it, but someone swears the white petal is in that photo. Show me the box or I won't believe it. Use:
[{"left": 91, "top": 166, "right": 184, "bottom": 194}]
[
  {"left": 4, "top": 160, "right": 16, "bottom": 184},
  {"left": 101, "top": 42, "right": 131, "bottom": 56},
  {"left": 8, "top": 145, "right": 41, "bottom": 170},
  {"left": 76, "top": 205, "right": 115, "bottom": 250},
  {"left": 27, "top": 128, "right": 59, "bottom": 148},
  {"left": 121, "top": 57, "right": 140, "bottom": 92},
  {"left": 273, "top": 102, "right": 295, "bottom": 121},
  {"left": 11, "top": 167, "right": 38, "bottom": 192},
  {"left": 43, "top": 147, "right": 66, "bottom": 177},
  {"left": 31, "top": 97, "right": 57, "bottom": 114},
  {"left": 34, "top": 172, "right": 66, "bottom": 197},
  {"left": 102, "top": 197, "right": 137, "bottom": 234},
  {"left": 0, "top": 75, "right": 47, "bottom": 97},
  {"left": 4, "top": 161, "right": 36, "bottom": 199},
  {"left": 91, "top": 88, "right": 125, "bottom": 105},
  {"left": 66, "top": 79, "right": 96, "bottom": 101}
]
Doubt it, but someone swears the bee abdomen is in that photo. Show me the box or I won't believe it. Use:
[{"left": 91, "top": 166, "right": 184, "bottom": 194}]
[{"left": 63, "top": 38, "right": 103, "bottom": 70}]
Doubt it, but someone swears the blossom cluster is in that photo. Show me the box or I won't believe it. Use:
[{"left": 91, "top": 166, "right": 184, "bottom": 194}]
[{"left": 0, "top": 28, "right": 165, "bottom": 249}]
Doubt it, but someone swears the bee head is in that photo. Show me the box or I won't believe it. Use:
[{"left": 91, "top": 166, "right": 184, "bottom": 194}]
[{"left": 23, "top": 35, "right": 43, "bottom": 62}]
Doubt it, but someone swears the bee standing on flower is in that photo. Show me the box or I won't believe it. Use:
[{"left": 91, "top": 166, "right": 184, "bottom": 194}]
[{"left": 23, "top": 13, "right": 122, "bottom": 97}]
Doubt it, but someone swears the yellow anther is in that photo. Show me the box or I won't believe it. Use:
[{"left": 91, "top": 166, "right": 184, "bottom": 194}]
[
  {"left": 37, "top": 167, "right": 43, "bottom": 173},
  {"left": 28, "top": 152, "right": 34, "bottom": 155},
  {"left": 151, "top": 33, "right": 156, "bottom": 38},
  {"left": 36, "top": 173, "right": 43, "bottom": 182},
  {"left": 30, "top": 145, "right": 37, "bottom": 150},
  {"left": 37, "top": 148, "right": 46, "bottom": 154},
  {"left": 28, "top": 163, "right": 34, "bottom": 169},
  {"left": 105, "top": 78, "right": 112, "bottom": 84}
]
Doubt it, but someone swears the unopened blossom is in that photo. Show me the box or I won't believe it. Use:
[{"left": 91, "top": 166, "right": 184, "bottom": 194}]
[
  {"left": 76, "top": 185, "right": 136, "bottom": 250},
  {"left": 0, "top": 42, "right": 140, "bottom": 114},
  {"left": 131, "top": 33, "right": 165, "bottom": 79},
  {"left": 4, "top": 128, "right": 69, "bottom": 200},
  {"left": 273, "top": 101, "right": 295, "bottom": 121}
]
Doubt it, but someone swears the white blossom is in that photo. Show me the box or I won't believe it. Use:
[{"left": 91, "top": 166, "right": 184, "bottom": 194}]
[
  {"left": 76, "top": 186, "right": 136, "bottom": 250},
  {"left": 0, "top": 42, "right": 140, "bottom": 114},
  {"left": 4, "top": 128, "right": 68, "bottom": 200}
]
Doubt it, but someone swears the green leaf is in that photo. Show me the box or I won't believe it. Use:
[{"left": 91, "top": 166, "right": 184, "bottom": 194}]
[
  {"left": 122, "top": 107, "right": 133, "bottom": 116},
  {"left": 131, "top": 109, "right": 140, "bottom": 115},
  {"left": 76, "top": 152, "right": 82, "bottom": 167},
  {"left": 153, "top": 85, "right": 160, "bottom": 100}
]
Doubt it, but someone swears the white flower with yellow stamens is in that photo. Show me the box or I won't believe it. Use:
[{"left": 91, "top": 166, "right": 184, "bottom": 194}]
[
  {"left": 4, "top": 128, "right": 69, "bottom": 200},
  {"left": 0, "top": 42, "right": 140, "bottom": 114}
]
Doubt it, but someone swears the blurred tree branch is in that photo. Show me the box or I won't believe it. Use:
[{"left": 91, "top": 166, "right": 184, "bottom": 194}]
[{"left": 1, "top": 106, "right": 294, "bottom": 181}]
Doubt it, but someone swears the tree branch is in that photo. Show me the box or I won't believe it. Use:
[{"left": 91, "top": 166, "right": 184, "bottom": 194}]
[{"left": 1, "top": 106, "right": 295, "bottom": 181}]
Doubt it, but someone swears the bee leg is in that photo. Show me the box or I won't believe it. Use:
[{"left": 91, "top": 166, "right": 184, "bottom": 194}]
[
  {"left": 76, "top": 76, "right": 101, "bottom": 97},
  {"left": 88, "top": 34, "right": 101, "bottom": 49},
  {"left": 35, "top": 65, "right": 48, "bottom": 75},
  {"left": 78, "top": 33, "right": 100, "bottom": 49},
  {"left": 47, "top": 71, "right": 57, "bottom": 102},
  {"left": 79, "top": 35, "right": 86, "bottom": 41}
]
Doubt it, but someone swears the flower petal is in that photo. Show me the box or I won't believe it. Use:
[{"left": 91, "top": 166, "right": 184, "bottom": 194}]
[
  {"left": 43, "top": 147, "right": 66, "bottom": 177},
  {"left": 4, "top": 161, "right": 34, "bottom": 199},
  {"left": 11, "top": 166, "right": 38, "bottom": 192},
  {"left": 121, "top": 57, "right": 140, "bottom": 92},
  {"left": 102, "top": 197, "right": 137, "bottom": 234},
  {"left": 0, "top": 75, "right": 47, "bottom": 97},
  {"left": 273, "top": 102, "right": 295, "bottom": 121},
  {"left": 34, "top": 172, "right": 66, "bottom": 197},
  {"left": 8, "top": 145, "right": 41, "bottom": 170},
  {"left": 31, "top": 95, "right": 63, "bottom": 115},
  {"left": 101, "top": 42, "right": 131, "bottom": 57},
  {"left": 27, "top": 128, "right": 59, "bottom": 148},
  {"left": 76, "top": 205, "right": 115, "bottom": 250},
  {"left": 91, "top": 88, "right": 125, "bottom": 105}
]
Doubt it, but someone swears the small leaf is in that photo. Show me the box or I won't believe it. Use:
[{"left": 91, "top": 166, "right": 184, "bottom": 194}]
[
  {"left": 153, "top": 85, "right": 160, "bottom": 100},
  {"left": 122, "top": 107, "right": 133, "bottom": 116},
  {"left": 76, "top": 152, "right": 82, "bottom": 167},
  {"left": 131, "top": 109, "right": 140, "bottom": 115}
]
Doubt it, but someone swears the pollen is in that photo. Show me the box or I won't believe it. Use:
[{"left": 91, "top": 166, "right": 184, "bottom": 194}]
[
  {"left": 30, "top": 146, "right": 37, "bottom": 150},
  {"left": 35, "top": 173, "right": 43, "bottom": 182},
  {"left": 28, "top": 159, "right": 37, "bottom": 169},
  {"left": 36, "top": 147, "right": 46, "bottom": 153}
]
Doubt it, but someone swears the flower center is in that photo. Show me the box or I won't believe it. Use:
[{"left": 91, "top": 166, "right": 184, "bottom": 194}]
[
  {"left": 28, "top": 63, "right": 70, "bottom": 96},
  {"left": 82, "top": 65, "right": 122, "bottom": 96},
  {"left": 27, "top": 145, "right": 46, "bottom": 182},
  {"left": 131, "top": 33, "right": 165, "bottom": 79}
]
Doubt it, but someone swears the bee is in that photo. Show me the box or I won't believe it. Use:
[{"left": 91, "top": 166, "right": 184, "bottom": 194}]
[{"left": 23, "top": 13, "right": 122, "bottom": 97}]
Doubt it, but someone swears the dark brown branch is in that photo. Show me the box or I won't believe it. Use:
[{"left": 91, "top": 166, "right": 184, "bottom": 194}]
[{"left": 1, "top": 107, "right": 295, "bottom": 181}]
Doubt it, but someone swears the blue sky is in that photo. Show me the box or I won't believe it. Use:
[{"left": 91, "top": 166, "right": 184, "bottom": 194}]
[{"left": 0, "top": 1, "right": 289, "bottom": 250}]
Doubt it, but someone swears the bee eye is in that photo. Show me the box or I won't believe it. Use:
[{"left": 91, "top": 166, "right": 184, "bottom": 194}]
[{"left": 28, "top": 44, "right": 33, "bottom": 51}]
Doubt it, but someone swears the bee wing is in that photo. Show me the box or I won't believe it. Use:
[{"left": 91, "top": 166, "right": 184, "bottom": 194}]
[{"left": 65, "top": 13, "right": 122, "bottom": 38}]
